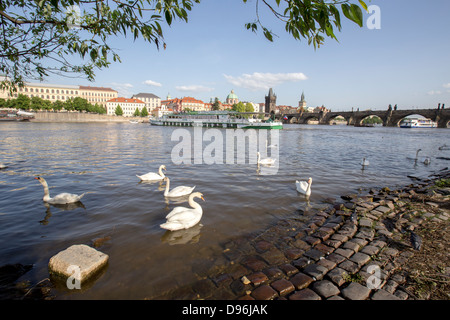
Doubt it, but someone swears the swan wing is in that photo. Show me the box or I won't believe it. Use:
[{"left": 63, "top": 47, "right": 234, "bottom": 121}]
[
  {"left": 296, "top": 180, "right": 309, "bottom": 193},
  {"left": 166, "top": 209, "right": 200, "bottom": 224},
  {"left": 137, "top": 172, "right": 163, "bottom": 180},
  {"left": 165, "top": 206, "right": 190, "bottom": 219},
  {"left": 167, "top": 186, "right": 195, "bottom": 197},
  {"left": 49, "top": 192, "right": 84, "bottom": 204}
]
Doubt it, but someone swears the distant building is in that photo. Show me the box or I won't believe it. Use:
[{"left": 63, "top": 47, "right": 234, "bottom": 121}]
[
  {"left": 131, "top": 93, "right": 161, "bottom": 112},
  {"left": 265, "top": 88, "right": 277, "bottom": 114},
  {"left": 0, "top": 81, "right": 118, "bottom": 108},
  {"left": 106, "top": 97, "right": 145, "bottom": 117},
  {"left": 161, "top": 96, "right": 207, "bottom": 112},
  {"left": 298, "top": 91, "right": 307, "bottom": 110},
  {"left": 79, "top": 85, "right": 118, "bottom": 108},
  {"left": 225, "top": 90, "right": 239, "bottom": 105}
]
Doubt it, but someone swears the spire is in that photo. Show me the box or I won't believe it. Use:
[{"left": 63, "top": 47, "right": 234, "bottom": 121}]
[{"left": 301, "top": 91, "right": 305, "bottom": 102}]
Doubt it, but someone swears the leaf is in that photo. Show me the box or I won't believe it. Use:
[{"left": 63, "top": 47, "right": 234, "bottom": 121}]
[
  {"left": 359, "top": 0, "right": 368, "bottom": 12},
  {"left": 165, "top": 10, "right": 172, "bottom": 25},
  {"left": 341, "top": 3, "right": 363, "bottom": 27}
]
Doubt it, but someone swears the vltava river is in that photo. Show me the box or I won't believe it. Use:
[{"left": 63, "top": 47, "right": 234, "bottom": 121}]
[{"left": 0, "top": 122, "right": 449, "bottom": 299}]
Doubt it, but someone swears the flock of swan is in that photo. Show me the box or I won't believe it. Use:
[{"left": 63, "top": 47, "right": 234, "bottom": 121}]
[{"left": 1, "top": 143, "right": 447, "bottom": 233}]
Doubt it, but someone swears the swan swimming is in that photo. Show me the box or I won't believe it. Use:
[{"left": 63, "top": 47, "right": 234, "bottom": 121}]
[
  {"left": 35, "top": 177, "right": 85, "bottom": 204},
  {"left": 160, "top": 192, "right": 205, "bottom": 231},
  {"left": 296, "top": 177, "right": 312, "bottom": 197},
  {"left": 257, "top": 152, "right": 276, "bottom": 166},
  {"left": 163, "top": 177, "right": 195, "bottom": 198},
  {"left": 361, "top": 157, "right": 370, "bottom": 167},
  {"left": 0, "top": 163, "right": 7, "bottom": 169},
  {"left": 137, "top": 165, "right": 166, "bottom": 181}
]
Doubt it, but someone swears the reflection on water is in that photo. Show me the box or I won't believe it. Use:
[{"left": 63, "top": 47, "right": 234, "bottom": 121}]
[{"left": 0, "top": 122, "right": 449, "bottom": 299}]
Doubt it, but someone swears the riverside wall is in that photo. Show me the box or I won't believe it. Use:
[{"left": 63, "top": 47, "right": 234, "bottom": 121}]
[{"left": 31, "top": 111, "right": 148, "bottom": 123}]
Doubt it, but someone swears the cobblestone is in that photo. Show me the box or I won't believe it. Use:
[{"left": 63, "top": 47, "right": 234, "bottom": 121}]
[{"left": 159, "top": 171, "right": 450, "bottom": 301}]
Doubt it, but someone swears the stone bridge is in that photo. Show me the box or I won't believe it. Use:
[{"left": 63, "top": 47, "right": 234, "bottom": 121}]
[{"left": 277, "top": 108, "right": 450, "bottom": 128}]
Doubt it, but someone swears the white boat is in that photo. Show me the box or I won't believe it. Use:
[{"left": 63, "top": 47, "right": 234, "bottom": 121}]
[
  {"left": 150, "top": 111, "right": 283, "bottom": 129},
  {"left": 400, "top": 118, "right": 437, "bottom": 128}
]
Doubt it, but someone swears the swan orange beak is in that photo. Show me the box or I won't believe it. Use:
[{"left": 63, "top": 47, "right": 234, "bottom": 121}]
[{"left": 201, "top": 196, "right": 205, "bottom": 201}]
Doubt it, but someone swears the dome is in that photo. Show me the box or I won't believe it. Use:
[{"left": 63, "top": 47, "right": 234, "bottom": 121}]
[{"left": 226, "top": 90, "right": 238, "bottom": 100}]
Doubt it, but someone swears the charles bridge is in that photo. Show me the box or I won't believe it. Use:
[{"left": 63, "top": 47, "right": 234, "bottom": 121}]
[{"left": 276, "top": 107, "right": 450, "bottom": 128}]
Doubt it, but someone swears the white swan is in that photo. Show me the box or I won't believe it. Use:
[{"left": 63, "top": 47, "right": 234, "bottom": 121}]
[
  {"left": 35, "top": 177, "right": 85, "bottom": 204},
  {"left": 423, "top": 157, "right": 431, "bottom": 165},
  {"left": 160, "top": 192, "right": 205, "bottom": 231},
  {"left": 296, "top": 177, "right": 312, "bottom": 197},
  {"left": 0, "top": 163, "right": 7, "bottom": 169},
  {"left": 163, "top": 177, "right": 195, "bottom": 198},
  {"left": 414, "top": 149, "right": 421, "bottom": 161},
  {"left": 361, "top": 157, "right": 370, "bottom": 167},
  {"left": 137, "top": 165, "right": 166, "bottom": 181},
  {"left": 257, "top": 152, "right": 276, "bottom": 166}
]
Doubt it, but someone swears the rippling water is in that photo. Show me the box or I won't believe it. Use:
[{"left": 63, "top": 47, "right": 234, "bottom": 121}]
[{"left": 0, "top": 122, "right": 449, "bottom": 299}]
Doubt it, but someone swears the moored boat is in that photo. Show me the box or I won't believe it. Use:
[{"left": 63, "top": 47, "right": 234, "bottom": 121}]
[
  {"left": 0, "top": 109, "right": 35, "bottom": 121},
  {"left": 400, "top": 118, "right": 437, "bottom": 128},
  {"left": 150, "top": 111, "right": 283, "bottom": 129}
]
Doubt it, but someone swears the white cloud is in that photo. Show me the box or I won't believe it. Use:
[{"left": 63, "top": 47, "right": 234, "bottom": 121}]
[
  {"left": 443, "top": 83, "right": 450, "bottom": 88},
  {"left": 223, "top": 72, "right": 308, "bottom": 91},
  {"left": 143, "top": 80, "right": 162, "bottom": 87},
  {"left": 110, "top": 82, "right": 134, "bottom": 97},
  {"left": 427, "top": 90, "right": 442, "bottom": 96},
  {"left": 176, "top": 85, "right": 214, "bottom": 92}
]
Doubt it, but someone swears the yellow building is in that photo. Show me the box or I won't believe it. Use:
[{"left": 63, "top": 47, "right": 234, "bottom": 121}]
[{"left": 0, "top": 80, "right": 118, "bottom": 108}]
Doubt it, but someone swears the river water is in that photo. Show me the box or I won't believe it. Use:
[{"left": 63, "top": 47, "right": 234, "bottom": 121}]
[{"left": 0, "top": 122, "right": 449, "bottom": 299}]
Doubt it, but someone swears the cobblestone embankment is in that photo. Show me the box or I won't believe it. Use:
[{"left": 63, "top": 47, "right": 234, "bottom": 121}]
[{"left": 162, "top": 169, "right": 450, "bottom": 300}]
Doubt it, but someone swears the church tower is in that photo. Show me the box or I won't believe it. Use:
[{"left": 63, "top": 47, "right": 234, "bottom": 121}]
[
  {"left": 298, "top": 91, "right": 306, "bottom": 110},
  {"left": 265, "top": 88, "right": 277, "bottom": 114}
]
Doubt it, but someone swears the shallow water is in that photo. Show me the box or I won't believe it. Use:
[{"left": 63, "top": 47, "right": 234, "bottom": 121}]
[{"left": 0, "top": 122, "right": 449, "bottom": 299}]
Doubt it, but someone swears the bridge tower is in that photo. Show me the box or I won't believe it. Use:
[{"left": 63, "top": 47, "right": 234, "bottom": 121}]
[
  {"left": 298, "top": 91, "right": 307, "bottom": 111},
  {"left": 265, "top": 88, "right": 277, "bottom": 114}
]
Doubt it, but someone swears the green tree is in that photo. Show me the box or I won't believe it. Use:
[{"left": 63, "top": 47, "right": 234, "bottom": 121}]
[
  {"left": 115, "top": 104, "right": 123, "bottom": 116},
  {"left": 13, "top": 94, "right": 31, "bottom": 110},
  {"left": 212, "top": 97, "right": 220, "bottom": 111},
  {"left": 52, "top": 100, "right": 65, "bottom": 111},
  {"left": 140, "top": 106, "right": 149, "bottom": 117},
  {"left": 30, "top": 96, "right": 44, "bottom": 111},
  {"left": 0, "top": 0, "right": 367, "bottom": 91},
  {"left": 244, "top": 102, "right": 254, "bottom": 113},
  {"left": 133, "top": 107, "right": 141, "bottom": 117}
]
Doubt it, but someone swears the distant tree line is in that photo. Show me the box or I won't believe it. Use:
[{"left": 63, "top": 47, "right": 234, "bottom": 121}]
[{"left": 0, "top": 94, "right": 106, "bottom": 113}]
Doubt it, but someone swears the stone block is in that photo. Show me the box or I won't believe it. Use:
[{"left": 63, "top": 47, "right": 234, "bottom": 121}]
[
  {"left": 326, "top": 267, "right": 348, "bottom": 287},
  {"left": 312, "top": 280, "right": 340, "bottom": 298},
  {"left": 335, "top": 248, "right": 353, "bottom": 259},
  {"left": 343, "top": 241, "right": 360, "bottom": 252},
  {"left": 339, "top": 260, "right": 359, "bottom": 274},
  {"left": 303, "top": 263, "right": 328, "bottom": 280},
  {"left": 341, "top": 282, "right": 371, "bottom": 300},
  {"left": 271, "top": 279, "right": 295, "bottom": 296},
  {"left": 349, "top": 252, "right": 371, "bottom": 268},
  {"left": 304, "top": 249, "right": 325, "bottom": 261},
  {"left": 247, "top": 272, "right": 268, "bottom": 286},
  {"left": 251, "top": 285, "right": 278, "bottom": 300},
  {"left": 284, "top": 247, "right": 305, "bottom": 260},
  {"left": 279, "top": 263, "right": 299, "bottom": 276},
  {"left": 290, "top": 272, "right": 314, "bottom": 290},
  {"left": 48, "top": 244, "right": 108, "bottom": 283},
  {"left": 361, "top": 245, "right": 380, "bottom": 256},
  {"left": 371, "top": 289, "right": 401, "bottom": 300},
  {"left": 289, "top": 288, "right": 322, "bottom": 300}
]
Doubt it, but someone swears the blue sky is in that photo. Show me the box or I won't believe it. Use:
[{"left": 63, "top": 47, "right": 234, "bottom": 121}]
[{"left": 48, "top": 0, "right": 450, "bottom": 111}]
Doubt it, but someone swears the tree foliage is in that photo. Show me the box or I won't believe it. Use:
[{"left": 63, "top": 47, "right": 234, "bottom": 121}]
[
  {"left": 115, "top": 104, "right": 123, "bottom": 116},
  {"left": 0, "top": 0, "right": 366, "bottom": 90}
]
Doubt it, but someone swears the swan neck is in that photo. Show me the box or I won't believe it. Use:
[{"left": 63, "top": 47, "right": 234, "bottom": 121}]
[
  {"left": 188, "top": 196, "right": 200, "bottom": 209},
  {"left": 164, "top": 178, "right": 170, "bottom": 196},
  {"left": 40, "top": 180, "right": 51, "bottom": 200},
  {"left": 159, "top": 167, "right": 165, "bottom": 177}
]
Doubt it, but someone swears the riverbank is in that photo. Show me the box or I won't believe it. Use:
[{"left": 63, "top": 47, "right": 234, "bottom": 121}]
[
  {"left": 160, "top": 168, "right": 449, "bottom": 300},
  {"left": 30, "top": 111, "right": 148, "bottom": 123},
  {"left": 1, "top": 169, "right": 449, "bottom": 300}
]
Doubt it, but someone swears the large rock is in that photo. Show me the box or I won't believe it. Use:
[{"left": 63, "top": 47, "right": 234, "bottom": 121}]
[{"left": 48, "top": 244, "right": 109, "bottom": 283}]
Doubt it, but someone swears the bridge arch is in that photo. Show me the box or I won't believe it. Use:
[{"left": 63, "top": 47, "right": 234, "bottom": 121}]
[
  {"left": 326, "top": 114, "right": 351, "bottom": 125},
  {"left": 393, "top": 113, "right": 435, "bottom": 127}
]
